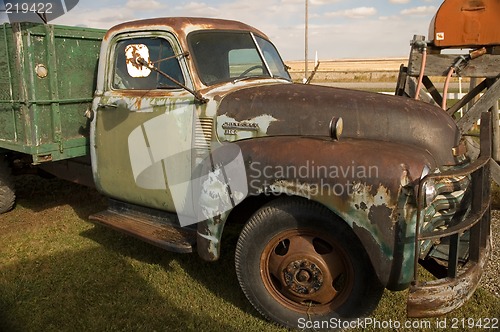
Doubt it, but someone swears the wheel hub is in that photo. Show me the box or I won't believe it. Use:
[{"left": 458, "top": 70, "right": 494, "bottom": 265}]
[{"left": 284, "top": 259, "right": 323, "bottom": 296}]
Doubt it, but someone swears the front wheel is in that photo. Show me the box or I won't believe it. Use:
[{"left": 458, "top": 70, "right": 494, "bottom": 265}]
[{"left": 235, "top": 197, "right": 383, "bottom": 329}]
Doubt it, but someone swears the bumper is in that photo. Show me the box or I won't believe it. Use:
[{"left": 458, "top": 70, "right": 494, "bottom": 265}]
[
  {"left": 407, "top": 229, "right": 491, "bottom": 317},
  {"left": 407, "top": 112, "right": 492, "bottom": 318}
]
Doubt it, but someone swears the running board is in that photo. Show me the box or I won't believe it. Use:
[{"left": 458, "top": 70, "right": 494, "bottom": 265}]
[{"left": 89, "top": 200, "right": 196, "bottom": 253}]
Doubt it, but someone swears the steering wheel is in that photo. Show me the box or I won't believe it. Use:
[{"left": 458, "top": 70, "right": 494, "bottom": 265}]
[{"left": 239, "top": 65, "right": 265, "bottom": 77}]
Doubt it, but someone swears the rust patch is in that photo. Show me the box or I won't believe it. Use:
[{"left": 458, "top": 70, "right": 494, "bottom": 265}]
[
  {"left": 216, "top": 83, "right": 460, "bottom": 166},
  {"left": 368, "top": 204, "right": 393, "bottom": 227},
  {"left": 105, "top": 17, "right": 268, "bottom": 42},
  {"left": 134, "top": 97, "right": 142, "bottom": 110},
  {"left": 234, "top": 135, "right": 435, "bottom": 286},
  {"left": 125, "top": 44, "right": 150, "bottom": 72}
]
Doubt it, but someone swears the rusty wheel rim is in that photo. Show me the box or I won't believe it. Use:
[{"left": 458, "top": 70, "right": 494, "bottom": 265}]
[{"left": 260, "top": 228, "right": 354, "bottom": 315}]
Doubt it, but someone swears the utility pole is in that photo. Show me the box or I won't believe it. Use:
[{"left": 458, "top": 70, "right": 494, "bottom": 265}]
[{"left": 305, "top": 0, "right": 309, "bottom": 81}]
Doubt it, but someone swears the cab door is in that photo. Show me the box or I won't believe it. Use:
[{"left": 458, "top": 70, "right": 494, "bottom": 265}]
[{"left": 91, "top": 33, "right": 196, "bottom": 213}]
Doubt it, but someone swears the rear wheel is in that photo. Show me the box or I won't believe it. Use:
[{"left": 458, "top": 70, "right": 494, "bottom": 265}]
[
  {"left": 0, "top": 157, "right": 15, "bottom": 214},
  {"left": 235, "top": 197, "right": 383, "bottom": 329}
]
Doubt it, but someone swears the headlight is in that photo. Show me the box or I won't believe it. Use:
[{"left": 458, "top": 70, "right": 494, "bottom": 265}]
[{"left": 420, "top": 165, "right": 439, "bottom": 206}]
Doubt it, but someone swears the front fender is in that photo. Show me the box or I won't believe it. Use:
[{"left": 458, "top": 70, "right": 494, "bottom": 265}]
[{"left": 198, "top": 136, "right": 436, "bottom": 288}]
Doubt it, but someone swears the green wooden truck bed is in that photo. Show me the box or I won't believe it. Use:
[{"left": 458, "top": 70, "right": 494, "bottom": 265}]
[{"left": 0, "top": 23, "right": 105, "bottom": 163}]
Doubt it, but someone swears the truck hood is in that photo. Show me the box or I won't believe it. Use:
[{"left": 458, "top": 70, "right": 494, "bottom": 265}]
[{"left": 215, "top": 83, "right": 461, "bottom": 166}]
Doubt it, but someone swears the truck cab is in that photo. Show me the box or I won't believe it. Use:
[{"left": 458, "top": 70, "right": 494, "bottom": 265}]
[
  {"left": 90, "top": 18, "right": 291, "bottom": 217},
  {"left": 0, "top": 17, "right": 492, "bottom": 328}
]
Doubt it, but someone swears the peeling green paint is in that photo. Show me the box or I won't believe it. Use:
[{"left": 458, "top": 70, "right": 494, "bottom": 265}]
[{"left": 0, "top": 22, "right": 105, "bottom": 162}]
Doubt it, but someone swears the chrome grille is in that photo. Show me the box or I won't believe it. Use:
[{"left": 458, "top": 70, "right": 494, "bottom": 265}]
[{"left": 419, "top": 175, "right": 471, "bottom": 257}]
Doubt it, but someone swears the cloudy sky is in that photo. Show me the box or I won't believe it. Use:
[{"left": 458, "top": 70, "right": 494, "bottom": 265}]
[{"left": 1, "top": 0, "right": 443, "bottom": 60}]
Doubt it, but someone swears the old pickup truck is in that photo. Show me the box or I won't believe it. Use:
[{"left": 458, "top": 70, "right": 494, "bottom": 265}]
[{"left": 0, "top": 17, "right": 492, "bottom": 328}]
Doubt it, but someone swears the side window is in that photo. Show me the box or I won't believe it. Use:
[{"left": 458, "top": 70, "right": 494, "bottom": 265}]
[{"left": 113, "top": 37, "right": 185, "bottom": 90}]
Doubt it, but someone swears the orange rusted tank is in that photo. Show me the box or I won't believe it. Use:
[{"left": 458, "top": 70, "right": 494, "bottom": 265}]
[{"left": 429, "top": 0, "right": 500, "bottom": 48}]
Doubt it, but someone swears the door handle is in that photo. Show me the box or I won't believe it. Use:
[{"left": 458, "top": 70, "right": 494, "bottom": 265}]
[
  {"left": 98, "top": 99, "right": 128, "bottom": 109},
  {"left": 98, "top": 102, "right": 118, "bottom": 108}
]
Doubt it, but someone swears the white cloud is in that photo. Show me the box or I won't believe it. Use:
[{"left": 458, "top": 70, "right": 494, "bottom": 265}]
[
  {"left": 280, "top": 0, "right": 342, "bottom": 6},
  {"left": 389, "top": 0, "right": 410, "bottom": 4},
  {"left": 310, "top": 0, "right": 343, "bottom": 5},
  {"left": 401, "top": 6, "right": 436, "bottom": 15},
  {"left": 280, "top": 0, "right": 336, "bottom": 4},
  {"left": 177, "top": 2, "right": 218, "bottom": 16},
  {"left": 126, "top": 0, "right": 166, "bottom": 11},
  {"left": 326, "top": 7, "right": 377, "bottom": 19},
  {"left": 52, "top": 7, "right": 136, "bottom": 29}
]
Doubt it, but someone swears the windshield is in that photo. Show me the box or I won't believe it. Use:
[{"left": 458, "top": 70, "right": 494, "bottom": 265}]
[{"left": 188, "top": 31, "right": 291, "bottom": 86}]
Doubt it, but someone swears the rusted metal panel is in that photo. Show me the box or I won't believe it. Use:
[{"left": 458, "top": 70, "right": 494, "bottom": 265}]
[
  {"left": 202, "top": 135, "right": 438, "bottom": 287},
  {"left": 407, "top": 237, "right": 491, "bottom": 317},
  {"left": 216, "top": 83, "right": 462, "bottom": 166},
  {"left": 194, "top": 81, "right": 476, "bottom": 288},
  {"left": 104, "top": 17, "right": 268, "bottom": 43},
  {"left": 429, "top": 0, "right": 500, "bottom": 48},
  {"left": 89, "top": 199, "right": 196, "bottom": 253}
]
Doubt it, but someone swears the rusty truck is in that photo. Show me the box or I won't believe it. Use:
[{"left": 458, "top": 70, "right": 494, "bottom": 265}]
[{"left": 0, "top": 15, "right": 493, "bottom": 328}]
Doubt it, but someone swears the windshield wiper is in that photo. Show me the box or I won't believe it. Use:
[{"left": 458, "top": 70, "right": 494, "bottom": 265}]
[
  {"left": 233, "top": 75, "right": 291, "bottom": 84},
  {"left": 273, "top": 75, "right": 292, "bottom": 82},
  {"left": 232, "top": 75, "right": 271, "bottom": 84},
  {"left": 137, "top": 57, "right": 207, "bottom": 103}
]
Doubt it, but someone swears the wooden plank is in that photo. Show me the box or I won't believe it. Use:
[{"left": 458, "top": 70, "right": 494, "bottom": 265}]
[
  {"left": 446, "top": 79, "right": 489, "bottom": 116},
  {"left": 457, "top": 78, "right": 500, "bottom": 134},
  {"left": 408, "top": 52, "right": 500, "bottom": 78}
]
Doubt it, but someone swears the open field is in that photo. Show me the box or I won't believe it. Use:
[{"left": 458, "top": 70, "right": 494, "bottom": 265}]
[
  {"left": 285, "top": 58, "right": 407, "bottom": 82},
  {"left": 0, "top": 175, "right": 499, "bottom": 331},
  {"left": 285, "top": 58, "right": 472, "bottom": 86},
  {"left": 286, "top": 58, "right": 408, "bottom": 73}
]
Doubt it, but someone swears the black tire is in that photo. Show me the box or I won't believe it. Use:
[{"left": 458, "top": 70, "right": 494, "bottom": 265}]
[
  {"left": 235, "top": 197, "right": 383, "bottom": 329},
  {"left": 0, "top": 157, "right": 15, "bottom": 214}
]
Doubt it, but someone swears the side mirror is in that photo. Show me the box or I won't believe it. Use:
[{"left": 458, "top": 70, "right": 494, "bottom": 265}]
[{"left": 125, "top": 44, "right": 152, "bottom": 78}]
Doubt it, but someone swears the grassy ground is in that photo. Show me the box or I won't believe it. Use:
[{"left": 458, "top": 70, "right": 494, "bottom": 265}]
[{"left": 1, "top": 175, "right": 499, "bottom": 331}]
